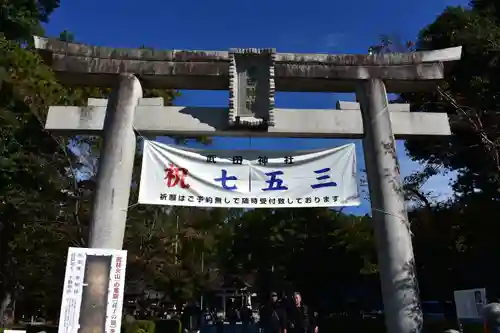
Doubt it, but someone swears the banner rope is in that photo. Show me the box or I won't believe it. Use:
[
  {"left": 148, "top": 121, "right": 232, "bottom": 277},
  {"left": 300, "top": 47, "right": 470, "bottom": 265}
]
[{"left": 133, "top": 127, "right": 147, "bottom": 141}]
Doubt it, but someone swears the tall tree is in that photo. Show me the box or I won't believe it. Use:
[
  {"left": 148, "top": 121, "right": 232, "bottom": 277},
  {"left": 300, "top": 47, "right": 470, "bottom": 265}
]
[
  {"left": 224, "top": 208, "right": 378, "bottom": 310},
  {"left": 0, "top": 20, "right": 190, "bottom": 321},
  {"left": 392, "top": 0, "right": 500, "bottom": 296},
  {"left": 0, "top": 0, "right": 60, "bottom": 41},
  {"left": 401, "top": 3, "right": 500, "bottom": 200},
  {"left": 0, "top": 36, "right": 79, "bottom": 323}
]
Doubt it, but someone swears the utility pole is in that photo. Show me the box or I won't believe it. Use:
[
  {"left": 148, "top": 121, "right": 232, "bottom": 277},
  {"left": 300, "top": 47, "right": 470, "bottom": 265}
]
[
  {"left": 174, "top": 214, "right": 179, "bottom": 264},
  {"left": 200, "top": 251, "right": 204, "bottom": 309}
]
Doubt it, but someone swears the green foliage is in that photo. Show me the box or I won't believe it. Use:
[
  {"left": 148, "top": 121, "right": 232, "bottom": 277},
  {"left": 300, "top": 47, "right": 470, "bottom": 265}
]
[
  {"left": 375, "top": 0, "right": 500, "bottom": 300},
  {"left": 123, "top": 206, "right": 229, "bottom": 305},
  {"left": 58, "top": 29, "right": 74, "bottom": 42},
  {"left": 124, "top": 320, "right": 156, "bottom": 333},
  {"left": 0, "top": 1, "right": 67, "bottom": 323},
  {"left": 0, "top": 0, "right": 60, "bottom": 41},
  {"left": 223, "top": 208, "right": 378, "bottom": 309},
  {"left": 0, "top": 36, "right": 81, "bottom": 320},
  {"left": 401, "top": 4, "right": 500, "bottom": 200}
]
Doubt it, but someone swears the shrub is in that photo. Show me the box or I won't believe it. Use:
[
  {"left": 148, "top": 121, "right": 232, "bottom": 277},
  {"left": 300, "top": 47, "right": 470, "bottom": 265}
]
[{"left": 124, "top": 320, "right": 155, "bottom": 333}]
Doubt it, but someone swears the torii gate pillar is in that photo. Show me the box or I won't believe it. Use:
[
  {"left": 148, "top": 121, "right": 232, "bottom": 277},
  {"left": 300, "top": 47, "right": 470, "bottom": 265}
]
[
  {"left": 89, "top": 74, "right": 142, "bottom": 249},
  {"left": 358, "top": 79, "right": 420, "bottom": 333}
]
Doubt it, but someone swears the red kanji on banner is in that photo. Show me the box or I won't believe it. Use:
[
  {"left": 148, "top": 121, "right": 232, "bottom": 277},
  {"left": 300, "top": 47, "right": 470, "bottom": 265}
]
[{"left": 164, "top": 163, "right": 190, "bottom": 189}]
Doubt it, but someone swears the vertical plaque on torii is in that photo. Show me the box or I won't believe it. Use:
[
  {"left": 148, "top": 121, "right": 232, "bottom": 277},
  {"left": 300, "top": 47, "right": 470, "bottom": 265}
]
[{"left": 228, "top": 48, "right": 275, "bottom": 129}]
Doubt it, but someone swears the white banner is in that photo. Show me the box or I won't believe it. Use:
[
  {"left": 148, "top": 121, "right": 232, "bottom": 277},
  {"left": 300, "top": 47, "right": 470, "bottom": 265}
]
[
  {"left": 138, "top": 140, "right": 360, "bottom": 208},
  {"left": 58, "top": 247, "right": 127, "bottom": 333}
]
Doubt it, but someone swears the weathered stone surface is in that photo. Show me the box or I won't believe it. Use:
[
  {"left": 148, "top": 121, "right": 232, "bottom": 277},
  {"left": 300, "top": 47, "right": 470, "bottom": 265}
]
[
  {"left": 45, "top": 104, "right": 451, "bottom": 139},
  {"left": 33, "top": 36, "right": 462, "bottom": 92},
  {"left": 34, "top": 36, "right": 460, "bottom": 65},
  {"left": 228, "top": 48, "right": 275, "bottom": 127},
  {"left": 337, "top": 101, "right": 410, "bottom": 112},
  {"left": 87, "top": 98, "right": 164, "bottom": 107}
]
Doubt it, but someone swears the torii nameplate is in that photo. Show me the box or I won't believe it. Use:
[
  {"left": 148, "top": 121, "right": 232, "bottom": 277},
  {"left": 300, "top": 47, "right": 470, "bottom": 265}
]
[{"left": 228, "top": 48, "right": 275, "bottom": 130}]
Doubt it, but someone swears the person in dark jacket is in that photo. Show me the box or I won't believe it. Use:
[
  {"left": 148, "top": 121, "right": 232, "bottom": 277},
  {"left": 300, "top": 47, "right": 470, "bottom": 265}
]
[
  {"left": 260, "top": 292, "right": 287, "bottom": 333},
  {"left": 240, "top": 304, "right": 253, "bottom": 333},
  {"left": 287, "top": 292, "right": 317, "bottom": 333},
  {"left": 227, "top": 298, "right": 240, "bottom": 333},
  {"left": 181, "top": 301, "right": 202, "bottom": 333}
]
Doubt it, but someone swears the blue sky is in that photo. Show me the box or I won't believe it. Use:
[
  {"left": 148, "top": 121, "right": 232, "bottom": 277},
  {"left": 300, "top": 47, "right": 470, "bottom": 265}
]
[{"left": 43, "top": 0, "right": 469, "bottom": 214}]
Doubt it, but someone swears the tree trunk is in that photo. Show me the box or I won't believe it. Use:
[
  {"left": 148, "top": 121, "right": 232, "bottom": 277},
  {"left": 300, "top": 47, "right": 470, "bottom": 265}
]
[{"left": 0, "top": 292, "right": 12, "bottom": 327}]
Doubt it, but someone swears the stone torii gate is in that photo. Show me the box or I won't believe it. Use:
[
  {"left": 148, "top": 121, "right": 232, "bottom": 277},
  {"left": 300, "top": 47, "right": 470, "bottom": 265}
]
[{"left": 34, "top": 36, "right": 462, "bottom": 333}]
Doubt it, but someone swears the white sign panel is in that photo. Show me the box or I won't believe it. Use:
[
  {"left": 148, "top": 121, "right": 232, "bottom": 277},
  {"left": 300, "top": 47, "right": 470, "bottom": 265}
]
[
  {"left": 58, "top": 247, "right": 127, "bottom": 333},
  {"left": 454, "top": 288, "right": 487, "bottom": 319},
  {"left": 138, "top": 140, "right": 360, "bottom": 208}
]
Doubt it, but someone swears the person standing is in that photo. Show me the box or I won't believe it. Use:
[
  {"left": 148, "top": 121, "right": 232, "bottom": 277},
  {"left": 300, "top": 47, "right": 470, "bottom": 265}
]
[
  {"left": 227, "top": 298, "right": 240, "bottom": 333},
  {"left": 181, "top": 301, "right": 202, "bottom": 333},
  {"left": 287, "top": 292, "right": 317, "bottom": 333},
  {"left": 260, "top": 292, "right": 287, "bottom": 333},
  {"left": 240, "top": 304, "right": 253, "bottom": 333},
  {"left": 484, "top": 302, "right": 500, "bottom": 333}
]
